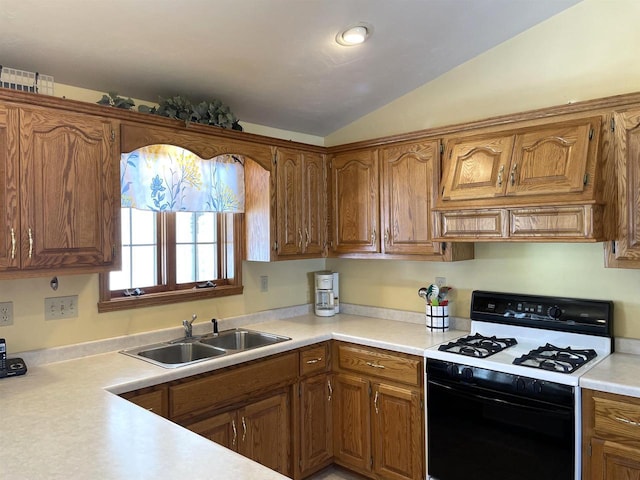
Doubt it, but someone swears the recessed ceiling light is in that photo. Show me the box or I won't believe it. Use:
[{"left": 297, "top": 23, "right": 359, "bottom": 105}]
[{"left": 336, "top": 23, "right": 372, "bottom": 46}]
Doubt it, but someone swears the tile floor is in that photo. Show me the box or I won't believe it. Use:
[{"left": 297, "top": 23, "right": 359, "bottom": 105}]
[{"left": 306, "top": 465, "right": 368, "bottom": 480}]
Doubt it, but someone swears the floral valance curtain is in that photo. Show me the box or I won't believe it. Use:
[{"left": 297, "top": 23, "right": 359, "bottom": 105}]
[{"left": 121, "top": 144, "right": 244, "bottom": 213}]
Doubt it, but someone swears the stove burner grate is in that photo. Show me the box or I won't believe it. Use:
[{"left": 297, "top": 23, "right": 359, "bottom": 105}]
[
  {"left": 438, "top": 333, "right": 517, "bottom": 358},
  {"left": 513, "top": 343, "right": 597, "bottom": 373}
]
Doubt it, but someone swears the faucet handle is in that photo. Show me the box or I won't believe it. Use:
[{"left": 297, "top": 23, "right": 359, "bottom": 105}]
[{"left": 211, "top": 318, "right": 219, "bottom": 334}]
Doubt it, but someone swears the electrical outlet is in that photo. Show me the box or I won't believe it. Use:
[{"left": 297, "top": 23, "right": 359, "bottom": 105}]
[
  {"left": 0, "top": 301, "right": 13, "bottom": 326},
  {"left": 435, "top": 277, "right": 447, "bottom": 288},
  {"left": 44, "top": 295, "right": 79, "bottom": 320},
  {"left": 260, "top": 275, "right": 268, "bottom": 292}
]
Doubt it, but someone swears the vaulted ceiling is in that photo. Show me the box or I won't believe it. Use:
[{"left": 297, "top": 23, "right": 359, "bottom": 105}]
[{"left": 0, "top": 0, "right": 580, "bottom": 136}]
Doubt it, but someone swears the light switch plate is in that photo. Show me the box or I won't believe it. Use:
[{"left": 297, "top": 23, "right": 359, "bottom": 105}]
[{"left": 45, "top": 295, "right": 79, "bottom": 320}]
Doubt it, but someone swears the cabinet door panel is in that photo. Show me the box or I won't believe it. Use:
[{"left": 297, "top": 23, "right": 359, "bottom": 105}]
[
  {"left": 300, "top": 374, "right": 333, "bottom": 476},
  {"left": 591, "top": 437, "right": 640, "bottom": 480},
  {"left": 332, "top": 373, "right": 371, "bottom": 472},
  {"left": 606, "top": 110, "right": 640, "bottom": 267},
  {"left": 441, "top": 135, "right": 513, "bottom": 201},
  {"left": 239, "top": 392, "right": 291, "bottom": 476},
  {"left": 331, "top": 150, "right": 379, "bottom": 253},
  {"left": 302, "top": 152, "right": 325, "bottom": 255},
  {"left": 507, "top": 118, "right": 598, "bottom": 197},
  {"left": 275, "top": 148, "right": 302, "bottom": 256},
  {"left": 372, "top": 383, "right": 423, "bottom": 480},
  {"left": 19, "top": 107, "right": 117, "bottom": 268},
  {"left": 188, "top": 411, "right": 238, "bottom": 451},
  {"left": 381, "top": 140, "right": 439, "bottom": 255},
  {"left": 0, "top": 104, "right": 19, "bottom": 270}
]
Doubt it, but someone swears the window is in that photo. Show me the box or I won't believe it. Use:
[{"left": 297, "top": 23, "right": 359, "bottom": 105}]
[{"left": 98, "top": 145, "right": 244, "bottom": 312}]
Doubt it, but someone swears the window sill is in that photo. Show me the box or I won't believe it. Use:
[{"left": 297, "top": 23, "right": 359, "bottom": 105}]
[{"left": 97, "top": 285, "right": 244, "bottom": 313}]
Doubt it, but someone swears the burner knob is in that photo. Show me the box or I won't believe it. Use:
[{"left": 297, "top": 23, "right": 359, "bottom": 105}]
[
  {"left": 447, "top": 364, "right": 459, "bottom": 377},
  {"left": 516, "top": 378, "right": 526, "bottom": 392},
  {"left": 547, "top": 305, "right": 562, "bottom": 319},
  {"left": 532, "top": 380, "right": 543, "bottom": 394},
  {"left": 462, "top": 367, "right": 473, "bottom": 381}
]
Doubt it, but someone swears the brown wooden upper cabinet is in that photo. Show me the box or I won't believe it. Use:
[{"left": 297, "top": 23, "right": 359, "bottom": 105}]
[
  {"left": 441, "top": 117, "right": 599, "bottom": 202},
  {"left": 434, "top": 116, "right": 612, "bottom": 242},
  {"left": 330, "top": 148, "right": 380, "bottom": 255},
  {"left": 330, "top": 141, "right": 473, "bottom": 260},
  {"left": 274, "top": 147, "right": 325, "bottom": 259},
  {"left": 605, "top": 108, "right": 640, "bottom": 268},
  {"left": 0, "top": 102, "right": 119, "bottom": 276}
]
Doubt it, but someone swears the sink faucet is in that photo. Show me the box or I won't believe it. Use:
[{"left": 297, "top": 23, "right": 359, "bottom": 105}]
[
  {"left": 182, "top": 314, "right": 197, "bottom": 338},
  {"left": 211, "top": 318, "right": 219, "bottom": 336}
]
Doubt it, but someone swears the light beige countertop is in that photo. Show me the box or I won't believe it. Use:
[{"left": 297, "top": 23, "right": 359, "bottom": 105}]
[
  {"left": 580, "top": 352, "right": 640, "bottom": 398},
  {"left": 0, "top": 312, "right": 465, "bottom": 480}
]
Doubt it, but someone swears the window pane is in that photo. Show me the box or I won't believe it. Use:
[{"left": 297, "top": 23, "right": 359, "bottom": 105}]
[
  {"left": 121, "top": 207, "right": 131, "bottom": 246},
  {"left": 197, "top": 244, "right": 216, "bottom": 280},
  {"left": 197, "top": 212, "right": 215, "bottom": 243},
  {"left": 175, "top": 212, "right": 195, "bottom": 244},
  {"left": 176, "top": 244, "right": 195, "bottom": 284},
  {"left": 131, "top": 209, "right": 156, "bottom": 244},
  {"left": 109, "top": 246, "right": 132, "bottom": 290},
  {"left": 131, "top": 245, "right": 157, "bottom": 287}
]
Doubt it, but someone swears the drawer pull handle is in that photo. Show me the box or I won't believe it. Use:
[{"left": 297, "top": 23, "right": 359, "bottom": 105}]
[
  {"left": 327, "top": 379, "right": 333, "bottom": 402},
  {"left": 374, "top": 391, "right": 379, "bottom": 414},
  {"left": 306, "top": 358, "right": 322, "bottom": 364},
  {"left": 366, "top": 361, "right": 386, "bottom": 369},
  {"left": 497, "top": 165, "right": 505, "bottom": 187},
  {"left": 232, "top": 419, "right": 237, "bottom": 446},
  {"left": 615, "top": 416, "right": 640, "bottom": 427}
]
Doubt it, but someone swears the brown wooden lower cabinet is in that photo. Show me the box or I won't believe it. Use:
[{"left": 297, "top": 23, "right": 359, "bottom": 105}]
[
  {"left": 187, "top": 391, "right": 291, "bottom": 476},
  {"left": 120, "top": 342, "right": 425, "bottom": 480},
  {"left": 299, "top": 373, "right": 333, "bottom": 477},
  {"left": 583, "top": 388, "right": 640, "bottom": 480}
]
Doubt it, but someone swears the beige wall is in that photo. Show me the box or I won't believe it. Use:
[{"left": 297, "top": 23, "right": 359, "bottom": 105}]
[
  {"left": 3, "top": 0, "right": 640, "bottom": 353},
  {"left": 325, "top": 0, "right": 640, "bottom": 339}
]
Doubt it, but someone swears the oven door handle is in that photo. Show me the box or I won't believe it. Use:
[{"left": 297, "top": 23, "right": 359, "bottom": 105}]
[{"left": 428, "top": 379, "right": 572, "bottom": 415}]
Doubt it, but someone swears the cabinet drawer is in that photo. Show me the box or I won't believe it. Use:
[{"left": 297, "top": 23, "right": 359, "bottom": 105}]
[
  {"left": 336, "top": 343, "right": 421, "bottom": 386},
  {"left": 170, "top": 352, "right": 297, "bottom": 418},
  {"left": 121, "top": 386, "right": 168, "bottom": 418},
  {"left": 594, "top": 395, "right": 640, "bottom": 440},
  {"left": 435, "top": 209, "right": 506, "bottom": 238},
  {"left": 509, "top": 206, "right": 599, "bottom": 239},
  {"left": 300, "top": 343, "right": 329, "bottom": 376}
]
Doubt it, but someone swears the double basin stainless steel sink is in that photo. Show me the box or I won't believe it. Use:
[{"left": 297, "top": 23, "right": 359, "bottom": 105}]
[{"left": 120, "top": 328, "right": 291, "bottom": 368}]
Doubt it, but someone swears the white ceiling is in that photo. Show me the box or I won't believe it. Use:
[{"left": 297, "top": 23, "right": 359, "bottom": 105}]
[{"left": 0, "top": 0, "right": 580, "bottom": 136}]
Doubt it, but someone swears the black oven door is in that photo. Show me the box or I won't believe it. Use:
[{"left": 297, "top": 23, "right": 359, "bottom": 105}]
[{"left": 426, "top": 360, "right": 575, "bottom": 480}]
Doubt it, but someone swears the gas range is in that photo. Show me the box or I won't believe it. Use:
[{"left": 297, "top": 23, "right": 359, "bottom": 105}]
[
  {"left": 424, "top": 290, "right": 613, "bottom": 480},
  {"left": 425, "top": 290, "right": 613, "bottom": 386}
]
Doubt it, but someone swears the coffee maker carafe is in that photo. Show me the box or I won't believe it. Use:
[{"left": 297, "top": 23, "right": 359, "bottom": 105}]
[{"left": 314, "top": 271, "right": 339, "bottom": 317}]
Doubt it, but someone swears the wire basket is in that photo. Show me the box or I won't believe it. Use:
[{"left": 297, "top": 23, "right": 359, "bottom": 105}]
[{"left": 0, "top": 66, "right": 54, "bottom": 95}]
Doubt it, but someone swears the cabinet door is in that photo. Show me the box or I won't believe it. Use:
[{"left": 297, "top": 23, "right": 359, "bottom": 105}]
[
  {"left": 239, "top": 391, "right": 291, "bottom": 476},
  {"left": 590, "top": 438, "right": 640, "bottom": 480},
  {"left": 188, "top": 410, "right": 239, "bottom": 451},
  {"left": 19, "top": 107, "right": 118, "bottom": 269},
  {"left": 506, "top": 118, "right": 599, "bottom": 197},
  {"left": 441, "top": 134, "right": 514, "bottom": 201},
  {"left": 275, "top": 147, "right": 302, "bottom": 256},
  {"left": 381, "top": 140, "right": 439, "bottom": 255},
  {"left": 300, "top": 373, "right": 333, "bottom": 477},
  {"left": 302, "top": 152, "right": 325, "bottom": 255},
  {"left": 331, "top": 150, "right": 379, "bottom": 254},
  {"left": 0, "top": 104, "right": 19, "bottom": 271},
  {"left": 606, "top": 109, "right": 640, "bottom": 267},
  {"left": 372, "top": 383, "right": 423, "bottom": 480},
  {"left": 332, "top": 373, "right": 371, "bottom": 473}
]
